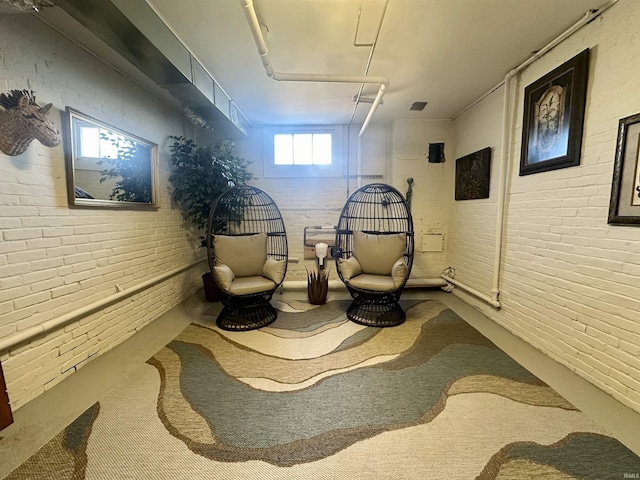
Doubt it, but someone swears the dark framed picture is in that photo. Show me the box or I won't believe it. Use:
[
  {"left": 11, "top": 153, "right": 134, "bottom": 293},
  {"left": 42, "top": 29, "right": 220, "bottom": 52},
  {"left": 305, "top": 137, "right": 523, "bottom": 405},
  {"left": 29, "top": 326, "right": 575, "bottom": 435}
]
[
  {"left": 519, "top": 49, "right": 590, "bottom": 176},
  {"left": 455, "top": 147, "right": 491, "bottom": 201},
  {"left": 608, "top": 113, "right": 640, "bottom": 226}
]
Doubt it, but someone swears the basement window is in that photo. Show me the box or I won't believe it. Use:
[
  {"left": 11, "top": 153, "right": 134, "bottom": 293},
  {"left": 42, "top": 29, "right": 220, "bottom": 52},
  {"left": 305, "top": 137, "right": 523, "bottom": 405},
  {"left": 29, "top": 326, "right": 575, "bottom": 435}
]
[
  {"left": 274, "top": 133, "right": 331, "bottom": 165},
  {"left": 77, "top": 125, "right": 119, "bottom": 159},
  {"left": 264, "top": 126, "right": 343, "bottom": 178}
]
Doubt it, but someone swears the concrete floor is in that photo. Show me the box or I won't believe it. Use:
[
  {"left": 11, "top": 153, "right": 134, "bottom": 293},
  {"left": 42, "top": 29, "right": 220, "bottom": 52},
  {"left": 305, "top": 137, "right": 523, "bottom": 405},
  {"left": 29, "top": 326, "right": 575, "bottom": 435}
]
[{"left": 1, "top": 288, "right": 639, "bottom": 478}]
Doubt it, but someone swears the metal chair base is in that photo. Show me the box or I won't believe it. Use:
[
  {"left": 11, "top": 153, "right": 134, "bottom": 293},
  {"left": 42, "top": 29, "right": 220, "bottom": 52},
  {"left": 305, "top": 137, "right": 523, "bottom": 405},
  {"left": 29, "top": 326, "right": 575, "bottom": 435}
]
[
  {"left": 346, "top": 296, "right": 406, "bottom": 327},
  {"left": 216, "top": 298, "right": 277, "bottom": 331}
]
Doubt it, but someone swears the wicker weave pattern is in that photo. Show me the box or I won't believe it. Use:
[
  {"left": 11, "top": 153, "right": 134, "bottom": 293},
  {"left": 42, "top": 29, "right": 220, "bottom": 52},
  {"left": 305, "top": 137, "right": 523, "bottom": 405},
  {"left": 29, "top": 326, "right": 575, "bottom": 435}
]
[
  {"left": 0, "top": 90, "right": 61, "bottom": 156},
  {"left": 206, "top": 185, "right": 288, "bottom": 330},
  {"left": 335, "top": 183, "right": 414, "bottom": 327}
]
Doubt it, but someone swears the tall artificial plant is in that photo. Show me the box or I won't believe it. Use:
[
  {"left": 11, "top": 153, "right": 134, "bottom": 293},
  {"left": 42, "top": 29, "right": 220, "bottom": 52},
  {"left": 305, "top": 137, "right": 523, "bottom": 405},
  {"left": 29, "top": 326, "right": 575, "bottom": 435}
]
[{"left": 168, "top": 136, "right": 255, "bottom": 230}]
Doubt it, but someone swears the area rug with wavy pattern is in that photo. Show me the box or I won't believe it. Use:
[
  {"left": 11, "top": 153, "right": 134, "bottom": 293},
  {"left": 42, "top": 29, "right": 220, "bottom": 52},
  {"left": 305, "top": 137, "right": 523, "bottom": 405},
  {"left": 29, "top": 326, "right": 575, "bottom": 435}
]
[{"left": 6, "top": 299, "right": 640, "bottom": 479}]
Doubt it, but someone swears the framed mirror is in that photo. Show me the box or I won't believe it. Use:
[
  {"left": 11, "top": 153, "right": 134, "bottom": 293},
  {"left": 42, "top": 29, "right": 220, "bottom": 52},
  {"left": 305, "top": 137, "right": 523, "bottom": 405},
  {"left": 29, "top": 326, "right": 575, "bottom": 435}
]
[{"left": 64, "top": 107, "right": 159, "bottom": 208}]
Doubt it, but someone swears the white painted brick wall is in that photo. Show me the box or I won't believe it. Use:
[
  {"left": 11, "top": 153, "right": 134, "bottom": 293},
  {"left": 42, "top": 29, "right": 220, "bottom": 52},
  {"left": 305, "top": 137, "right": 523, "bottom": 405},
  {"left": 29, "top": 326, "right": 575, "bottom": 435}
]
[
  {"left": 0, "top": 15, "right": 204, "bottom": 410},
  {"left": 4, "top": 0, "right": 639, "bottom": 419},
  {"left": 237, "top": 121, "right": 453, "bottom": 280},
  {"left": 236, "top": 125, "right": 389, "bottom": 283},
  {"left": 236, "top": 122, "right": 451, "bottom": 283},
  {"left": 449, "top": 0, "right": 640, "bottom": 414},
  {"left": 449, "top": 88, "right": 503, "bottom": 292},
  {"left": 392, "top": 119, "right": 454, "bottom": 279}
]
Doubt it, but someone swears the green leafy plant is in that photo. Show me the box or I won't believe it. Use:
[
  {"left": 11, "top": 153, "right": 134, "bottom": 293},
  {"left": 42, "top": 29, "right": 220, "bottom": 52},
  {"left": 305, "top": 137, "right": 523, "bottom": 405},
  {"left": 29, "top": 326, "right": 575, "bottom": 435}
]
[
  {"left": 168, "top": 136, "right": 255, "bottom": 230},
  {"left": 98, "top": 134, "right": 153, "bottom": 203}
]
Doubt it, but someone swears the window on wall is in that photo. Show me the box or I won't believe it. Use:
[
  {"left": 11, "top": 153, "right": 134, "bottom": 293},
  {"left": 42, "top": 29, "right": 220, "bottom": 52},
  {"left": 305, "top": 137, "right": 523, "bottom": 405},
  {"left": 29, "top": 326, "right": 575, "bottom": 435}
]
[
  {"left": 274, "top": 133, "right": 332, "bottom": 165},
  {"left": 78, "top": 125, "right": 119, "bottom": 159},
  {"left": 264, "top": 127, "right": 343, "bottom": 177}
]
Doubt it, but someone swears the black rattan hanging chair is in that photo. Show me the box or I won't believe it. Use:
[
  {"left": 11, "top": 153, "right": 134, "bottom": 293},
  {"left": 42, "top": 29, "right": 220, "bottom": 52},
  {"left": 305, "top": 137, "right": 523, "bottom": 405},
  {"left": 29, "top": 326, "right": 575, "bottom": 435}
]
[
  {"left": 334, "top": 183, "right": 414, "bottom": 327},
  {"left": 206, "top": 185, "right": 288, "bottom": 331}
]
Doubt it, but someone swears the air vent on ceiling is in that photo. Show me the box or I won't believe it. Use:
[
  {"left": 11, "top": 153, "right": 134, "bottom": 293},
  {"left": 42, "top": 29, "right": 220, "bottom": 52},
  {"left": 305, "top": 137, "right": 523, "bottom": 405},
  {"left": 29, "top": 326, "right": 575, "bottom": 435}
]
[{"left": 410, "top": 101, "right": 428, "bottom": 111}]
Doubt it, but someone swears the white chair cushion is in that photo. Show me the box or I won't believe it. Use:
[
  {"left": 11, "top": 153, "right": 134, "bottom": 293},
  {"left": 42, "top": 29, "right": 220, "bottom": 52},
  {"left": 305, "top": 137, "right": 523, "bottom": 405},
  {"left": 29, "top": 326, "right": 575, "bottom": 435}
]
[
  {"left": 347, "top": 274, "right": 397, "bottom": 292},
  {"left": 391, "top": 258, "right": 408, "bottom": 288},
  {"left": 338, "top": 256, "right": 362, "bottom": 281},
  {"left": 353, "top": 231, "right": 406, "bottom": 275},
  {"left": 213, "top": 264, "right": 235, "bottom": 292},
  {"left": 263, "top": 257, "right": 286, "bottom": 284},
  {"left": 227, "top": 276, "right": 277, "bottom": 296},
  {"left": 214, "top": 233, "right": 267, "bottom": 278}
]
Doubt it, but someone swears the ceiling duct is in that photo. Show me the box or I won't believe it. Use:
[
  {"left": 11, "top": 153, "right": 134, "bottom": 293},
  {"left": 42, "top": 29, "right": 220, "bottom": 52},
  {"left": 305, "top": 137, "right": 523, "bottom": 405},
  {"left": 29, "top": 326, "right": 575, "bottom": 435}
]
[{"left": 46, "top": 0, "right": 249, "bottom": 137}]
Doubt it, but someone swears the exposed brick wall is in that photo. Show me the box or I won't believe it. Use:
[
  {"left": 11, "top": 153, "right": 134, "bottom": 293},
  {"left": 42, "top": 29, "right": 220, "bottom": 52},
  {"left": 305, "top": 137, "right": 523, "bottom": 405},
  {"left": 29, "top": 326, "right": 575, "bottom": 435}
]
[
  {"left": 449, "top": 0, "right": 640, "bottom": 413},
  {"left": 235, "top": 125, "right": 390, "bottom": 283},
  {"left": 0, "top": 15, "right": 205, "bottom": 410},
  {"left": 391, "top": 119, "right": 453, "bottom": 279},
  {"left": 236, "top": 121, "right": 454, "bottom": 283},
  {"left": 4, "top": 0, "right": 639, "bottom": 419},
  {"left": 449, "top": 89, "right": 503, "bottom": 294}
]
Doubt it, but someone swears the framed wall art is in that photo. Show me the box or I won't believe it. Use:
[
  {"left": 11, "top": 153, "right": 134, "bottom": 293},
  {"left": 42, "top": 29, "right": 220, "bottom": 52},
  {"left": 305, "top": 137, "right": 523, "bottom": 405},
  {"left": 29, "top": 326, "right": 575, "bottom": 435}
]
[
  {"left": 608, "top": 113, "right": 640, "bottom": 226},
  {"left": 455, "top": 147, "right": 492, "bottom": 201},
  {"left": 519, "top": 49, "right": 590, "bottom": 176}
]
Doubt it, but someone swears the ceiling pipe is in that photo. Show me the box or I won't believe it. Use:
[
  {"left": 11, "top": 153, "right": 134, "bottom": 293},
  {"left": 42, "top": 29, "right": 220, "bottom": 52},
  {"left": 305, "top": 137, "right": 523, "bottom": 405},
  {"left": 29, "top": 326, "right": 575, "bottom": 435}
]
[
  {"left": 452, "top": 0, "right": 619, "bottom": 120},
  {"left": 444, "top": 0, "right": 619, "bottom": 308},
  {"left": 241, "top": 0, "right": 273, "bottom": 76},
  {"left": 356, "top": 83, "right": 386, "bottom": 188},
  {"left": 359, "top": 83, "right": 386, "bottom": 138},
  {"left": 348, "top": 0, "right": 389, "bottom": 191},
  {"left": 239, "top": 0, "right": 389, "bottom": 137},
  {"left": 351, "top": 0, "right": 389, "bottom": 108}
]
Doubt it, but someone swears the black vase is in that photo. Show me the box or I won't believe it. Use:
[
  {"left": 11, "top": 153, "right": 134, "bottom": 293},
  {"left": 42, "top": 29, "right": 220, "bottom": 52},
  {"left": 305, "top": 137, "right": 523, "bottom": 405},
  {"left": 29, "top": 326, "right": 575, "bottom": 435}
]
[{"left": 202, "top": 272, "right": 222, "bottom": 302}]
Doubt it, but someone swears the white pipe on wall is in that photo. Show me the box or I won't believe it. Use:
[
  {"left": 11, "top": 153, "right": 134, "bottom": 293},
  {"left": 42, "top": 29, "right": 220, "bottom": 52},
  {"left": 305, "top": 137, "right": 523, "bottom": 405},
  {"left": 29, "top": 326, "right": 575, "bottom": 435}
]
[
  {"left": 281, "top": 280, "right": 346, "bottom": 292},
  {"left": 446, "top": 0, "right": 619, "bottom": 308},
  {"left": 441, "top": 275, "right": 501, "bottom": 308},
  {"left": 282, "top": 277, "right": 447, "bottom": 292},
  {"left": 0, "top": 259, "right": 205, "bottom": 353},
  {"left": 490, "top": 70, "right": 515, "bottom": 307},
  {"left": 452, "top": 1, "right": 619, "bottom": 121}
]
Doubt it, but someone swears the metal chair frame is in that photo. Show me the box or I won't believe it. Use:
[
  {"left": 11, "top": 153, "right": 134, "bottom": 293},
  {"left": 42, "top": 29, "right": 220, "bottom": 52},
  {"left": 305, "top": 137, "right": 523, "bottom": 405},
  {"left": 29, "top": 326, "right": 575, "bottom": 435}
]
[
  {"left": 206, "top": 185, "right": 288, "bottom": 331},
  {"left": 334, "top": 183, "right": 414, "bottom": 327}
]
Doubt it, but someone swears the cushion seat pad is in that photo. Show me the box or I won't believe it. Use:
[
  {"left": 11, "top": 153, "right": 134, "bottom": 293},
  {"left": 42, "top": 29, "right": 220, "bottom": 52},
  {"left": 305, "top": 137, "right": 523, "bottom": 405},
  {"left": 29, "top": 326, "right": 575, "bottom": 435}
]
[
  {"left": 346, "top": 273, "right": 397, "bottom": 292},
  {"left": 228, "top": 276, "right": 277, "bottom": 296}
]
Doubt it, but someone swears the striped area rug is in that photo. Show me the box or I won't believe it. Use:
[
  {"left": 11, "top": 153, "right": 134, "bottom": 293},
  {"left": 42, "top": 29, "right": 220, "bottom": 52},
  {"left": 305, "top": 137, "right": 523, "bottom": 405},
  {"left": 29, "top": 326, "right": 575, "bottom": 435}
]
[{"left": 6, "top": 300, "right": 640, "bottom": 479}]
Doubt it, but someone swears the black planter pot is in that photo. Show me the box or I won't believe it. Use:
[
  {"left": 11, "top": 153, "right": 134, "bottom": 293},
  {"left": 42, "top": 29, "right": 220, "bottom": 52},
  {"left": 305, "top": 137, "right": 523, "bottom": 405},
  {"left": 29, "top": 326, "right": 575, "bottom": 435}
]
[
  {"left": 202, "top": 272, "right": 222, "bottom": 302},
  {"left": 307, "top": 270, "right": 329, "bottom": 305}
]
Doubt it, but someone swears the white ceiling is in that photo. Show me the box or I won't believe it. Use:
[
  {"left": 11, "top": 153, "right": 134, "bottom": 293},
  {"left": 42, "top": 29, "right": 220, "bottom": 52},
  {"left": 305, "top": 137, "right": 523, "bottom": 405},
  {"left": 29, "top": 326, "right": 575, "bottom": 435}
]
[{"left": 144, "top": 0, "right": 606, "bottom": 127}]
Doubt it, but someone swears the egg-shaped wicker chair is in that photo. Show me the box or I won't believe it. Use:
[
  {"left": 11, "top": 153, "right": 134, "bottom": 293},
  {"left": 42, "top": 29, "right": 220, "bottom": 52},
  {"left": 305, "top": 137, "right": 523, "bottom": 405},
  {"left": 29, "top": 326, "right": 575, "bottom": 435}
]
[
  {"left": 334, "top": 183, "right": 414, "bottom": 327},
  {"left": 206, "top": 185, "right": 288, "bottom": 331}
]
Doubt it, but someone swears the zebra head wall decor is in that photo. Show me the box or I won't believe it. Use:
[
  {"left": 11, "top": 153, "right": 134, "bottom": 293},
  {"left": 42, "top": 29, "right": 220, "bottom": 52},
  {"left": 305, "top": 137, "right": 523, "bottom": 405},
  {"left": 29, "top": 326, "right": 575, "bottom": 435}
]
[{"left": 0, "top": 89, "right": 61, "bottom": 156}]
